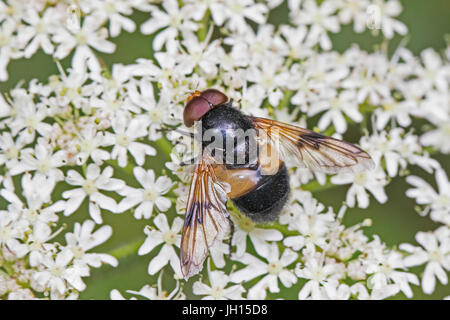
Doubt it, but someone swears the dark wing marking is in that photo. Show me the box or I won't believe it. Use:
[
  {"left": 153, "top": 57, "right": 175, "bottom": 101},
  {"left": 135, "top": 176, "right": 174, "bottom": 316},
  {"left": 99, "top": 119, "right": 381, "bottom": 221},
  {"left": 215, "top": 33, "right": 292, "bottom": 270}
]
[
  {"left": 180, "top": 155, "right": 230, "bottom": 279},
  {"left": 250, "top": 117, "right": 375, "bottom": 174}
]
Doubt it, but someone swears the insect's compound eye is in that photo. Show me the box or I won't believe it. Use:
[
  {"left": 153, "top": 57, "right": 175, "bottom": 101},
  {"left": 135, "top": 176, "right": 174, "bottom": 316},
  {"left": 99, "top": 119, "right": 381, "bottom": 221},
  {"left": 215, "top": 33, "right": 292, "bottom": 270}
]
[
  {"left": 200, "top": 89, "right": 228, "bottom": 106},
  {"left": 183, "top": 96, "right": 211, "bottom": 127}
]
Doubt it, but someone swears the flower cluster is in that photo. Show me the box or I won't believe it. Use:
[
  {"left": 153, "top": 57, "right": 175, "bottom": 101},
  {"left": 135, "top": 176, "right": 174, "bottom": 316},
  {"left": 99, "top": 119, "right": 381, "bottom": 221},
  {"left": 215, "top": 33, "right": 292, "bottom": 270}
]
[{"left": 0, "top": 0, "right": 449, "bottom": 300}]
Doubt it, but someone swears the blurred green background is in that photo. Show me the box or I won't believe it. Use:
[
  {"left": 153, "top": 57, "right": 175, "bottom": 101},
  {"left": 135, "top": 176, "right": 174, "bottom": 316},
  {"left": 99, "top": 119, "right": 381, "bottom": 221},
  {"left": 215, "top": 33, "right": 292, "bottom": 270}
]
[{"left": 0, "top": 0, "right": 449, "bottom": 299}]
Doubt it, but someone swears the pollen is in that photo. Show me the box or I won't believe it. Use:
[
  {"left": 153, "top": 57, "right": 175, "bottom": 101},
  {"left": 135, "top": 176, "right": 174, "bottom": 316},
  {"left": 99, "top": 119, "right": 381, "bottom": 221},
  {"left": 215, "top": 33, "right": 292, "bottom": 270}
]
[
  {"left": 72, "top": 246, "right": 85, "bottom": 259},
  {"left": 37, "top": 159, "right": 51, "bottom": 174},
  {"left": 267, "top": 261, "right": 282, "bottom": 275},
  {"left": 187, "top": 90, "right": 201, "bottom": 102},
  {"left": 207, "top": 285, "right": 224, "bottom": 299},
  {"left": 50, "top": 265, "right": 64, "bottom": 277},
  {"left": 116, "top": 133, "right": 131, "bottom": 147},
  {"left": 75, "top": 31, "right": 88, "bottom": 45},
  {"left": 354, "top": 172, "right": 367, "bottom": 185},
  {"left": 143, "top": 188, "right": 159, "bottom": 202},
  {"left": 148, "top": 108, "right": 163, "bottom": 122},
  {"left": 163, "top": 231, "right": 176, "bottom": 245},
  {"left": 83, "top": 179, "right": 98, "bottom": 195},
  {"left": 429, "top": 249, "right": 442, "bottom": 262},
  {"left": 5, "top": 146, "right": 18, "bottom": 159},
  {"left": 235, "top": 214, "right": 255, "bottom": 233}
]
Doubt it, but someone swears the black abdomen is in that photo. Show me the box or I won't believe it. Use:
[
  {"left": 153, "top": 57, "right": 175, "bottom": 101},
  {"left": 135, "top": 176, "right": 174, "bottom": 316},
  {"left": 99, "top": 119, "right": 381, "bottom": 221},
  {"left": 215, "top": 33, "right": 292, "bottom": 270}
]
[{"left": 232, "top": 163, "right": 290, "bottom": 223}]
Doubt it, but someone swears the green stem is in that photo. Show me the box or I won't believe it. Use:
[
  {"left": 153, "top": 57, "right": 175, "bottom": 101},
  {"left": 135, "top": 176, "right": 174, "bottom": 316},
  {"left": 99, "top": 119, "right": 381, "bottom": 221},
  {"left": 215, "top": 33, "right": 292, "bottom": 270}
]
[
  {"left": 278, "top": 90, "right": 294, "bottom": 110},
  {"left": 155, "top": 136, "right": 174, "bottom": 157},
  {"left": 301, "top": 179, "right": 340, "bottom": 193},
  {"left": 53, "top": 115, "right": 66, "bottom": 127},
  {"left": 108, "top": 239, "right": 144, "bottom": 260},
  {"left": 105, "top": 159, "right": 134, "bottom": 176},
  {"left": 197, "top": 10, "right": 211, "bottom": 42}
]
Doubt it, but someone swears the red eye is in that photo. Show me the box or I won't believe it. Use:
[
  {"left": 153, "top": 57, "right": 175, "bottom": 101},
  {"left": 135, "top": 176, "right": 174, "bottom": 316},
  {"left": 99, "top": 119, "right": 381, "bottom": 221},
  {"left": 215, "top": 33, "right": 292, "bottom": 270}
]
[
  {"left": 183, "top": 89, "right": 228, "bottom": 127},
  {"left": 183, "top": 96, "right": 211, "bottom": 127},
  {"left": 200, "top": 89, "right": 228, "bottom": 106}
]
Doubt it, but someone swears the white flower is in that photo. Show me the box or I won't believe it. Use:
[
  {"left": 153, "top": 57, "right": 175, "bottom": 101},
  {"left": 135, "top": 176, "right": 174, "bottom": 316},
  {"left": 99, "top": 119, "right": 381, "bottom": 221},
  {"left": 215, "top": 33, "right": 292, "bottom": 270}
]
[
  {"left": 184, "top": 0, "right": 227, "bottom": 26},
  {"left": 350, "top": 282, "right": 400, "bottom": 300},
  {"left": 276, "top": 25, "right": 312, "bottom": 60},
  {"left": 53, "top": 64, "right": 91, "bottom": 109},
  {"left": 53, "top": 15, "right": 115, "bottom": 72},
  {"left": 291, "top": 0, "right": 340, "bottom": 50},
  {"left": 209, "top": 241, "right": 230, "bottom": 270},
  {"left": 406, "top": 169, "right": 450, "bottom": 225},
  {"left": 230, "top": 85, "right": 267, "bottom": 117},
  {"left": 224, "top": 24, "right": 276, "bottom": 66},
  {"left": 193, "top": 269, "right": 245, "bottom": 300},
  {"left": 10, "top": 141, "right": 66, "bottom": 181},
  {"left": 320, "top": 279, "right": 351, "bottom": 300},
  {"left": 0, "top": 0, "right": 448, "bottom": 301},
  {"left": 331, "top": 167, "right": 388, "bottom": 209},
  {"left": 365, "top": 249, "right": 419, "bottom": 298},
  {"left": 75, "top": 124, "right": 113, "bottom": 165},
  {"left": 90, "top": 0, "right": 136, "bottom": 37},
  {"left": 0, "top": 132, "right": 27, "bottom": 171},
  {"left": 219, "top": 0, "right": 268, "bottom": 34},
  {"left": 374, "top": 97, "right": 414, "bottom": 130},
  {"left": 32, "top": 249, "right": 88, "bottom": 296},
  {"left": 337, "top": 0, "right": 370, "bottom": 33},
  {"left": 26, "top": 221, "right": 56, "bottom": 267},
  {"left": 118, "top": 167, "right": 172, "bottom": 219},
  {"left": 246, "top": 59, "right": 287, "bottom": 106},
  {"left": 22, "top": 7, "right": 59, "bottom": 58},
  {"left": 308, "top": 89, "right": 362, "bottom": 134},
  {"left": 63, "top": 164, "right": 125, "bottom": 223},
  {"left": 0, "top": 207, "right": 28, "bottom": 258},
  {"left": 231, "top": 212, "right": 282, "bottom": 258},
  {"left": 138, "top": 214, "right": 183, "bottom": 276},
  {"left": 417, "top": 48, "right": 450, "bottom": 93},
  {"left": 295, "top": 245, "right": 341, "bottom": 300},
  {"left": 7, "top": 89, "right": 52, "bottom": 142},
  {"left": 1, "top": 173, "right": 60, "bottom": 225},
  {"left": 112, "top": 271, "right": 185, "bottom": 300},
  {"left": 140, "top": 0, "right": 197, "bottom": 53},
  {"left": 128, "top": 80, "right": 181, "bottom": 140},
  {"left": 64, "top": 220, "right": 118, "bottom": 269},
  {"left": 420, "top": 116, "right": 450, "bottom": 154},
  {"left": 342, "top": 55, "right": 390, "bottom": 105},
  {"left": 0, "top": 19, "right": 25, "bottom": 81},
  {"left": 371, "top": 0, "right": 407, "bottom": 39},
  {"left": 109, "top": 115, "right": 156, "bottom": 167},
  {"left": 361, "top": 128, "right": 439, "bottom": 178},
  {"left": 400, "top": 227, "right": 450, "bottom": 295},
  {"left": 281, "top": 197, "right": 334, "bottom": 248},
  {"left": 230, "top": 244, "right": 298, "bottom": 299},
  {"left": 110, "top": 289, "right": 136, "bottom": 300},
  {"left": 395, "top": 131, "right": 440, "bottom": 174},
  {"left": 178, "top": 31, "right": 224, "bottom": 78},
  {"left": 360, "top": 130, "right": 400, "bottom": 177}
]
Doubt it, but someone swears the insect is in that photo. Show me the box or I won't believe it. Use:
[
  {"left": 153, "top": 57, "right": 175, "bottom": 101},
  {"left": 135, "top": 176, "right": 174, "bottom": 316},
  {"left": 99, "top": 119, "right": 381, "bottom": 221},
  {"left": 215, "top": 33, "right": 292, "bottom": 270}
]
[{"left": 179, "top": 88, "right": 375, "bottom": 279}]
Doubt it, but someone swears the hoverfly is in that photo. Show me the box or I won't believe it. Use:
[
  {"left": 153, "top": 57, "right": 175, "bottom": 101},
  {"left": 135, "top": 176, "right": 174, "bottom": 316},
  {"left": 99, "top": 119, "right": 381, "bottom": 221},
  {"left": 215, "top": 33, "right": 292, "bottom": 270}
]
[{"left": 179, "top": 88, "right": 374, "bottom": 279}]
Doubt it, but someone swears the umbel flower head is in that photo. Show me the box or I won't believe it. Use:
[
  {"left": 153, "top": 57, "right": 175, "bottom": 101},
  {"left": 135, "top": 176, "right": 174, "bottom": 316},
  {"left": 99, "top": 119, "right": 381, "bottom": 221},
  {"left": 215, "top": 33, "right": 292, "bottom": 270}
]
[{"left": 0, "top": 0, "right": 449, "bottom": 300}]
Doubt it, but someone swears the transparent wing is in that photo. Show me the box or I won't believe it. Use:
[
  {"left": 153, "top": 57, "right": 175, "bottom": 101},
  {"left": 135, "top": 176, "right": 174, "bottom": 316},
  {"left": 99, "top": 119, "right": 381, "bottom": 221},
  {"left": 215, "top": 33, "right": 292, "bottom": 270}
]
[
  {"left": 180, "top": 155, "right": 230, "bottom": 279},
  {"left": 251, "top": 117, "right": 375, "bottom": 174}
]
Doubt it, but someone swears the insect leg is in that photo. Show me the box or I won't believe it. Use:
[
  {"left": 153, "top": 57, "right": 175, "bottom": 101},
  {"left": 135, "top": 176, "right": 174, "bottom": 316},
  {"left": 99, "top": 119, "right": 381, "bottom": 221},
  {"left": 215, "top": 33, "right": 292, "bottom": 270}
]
[
  {"left": 179, "top": 156, "right": 199, "bottom": 166},
  {"left": 157, "top": 125, "right": 195, "bottom": 139},
  {"left": 227, "top": 215, "right": 235, "bottom": 258}
]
